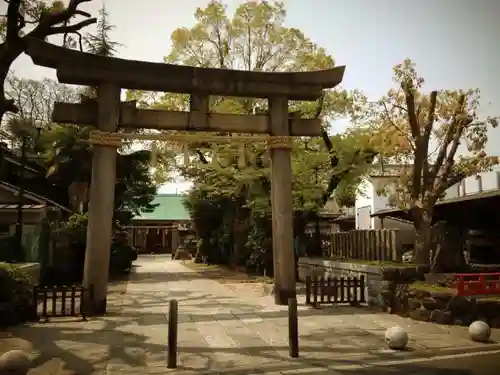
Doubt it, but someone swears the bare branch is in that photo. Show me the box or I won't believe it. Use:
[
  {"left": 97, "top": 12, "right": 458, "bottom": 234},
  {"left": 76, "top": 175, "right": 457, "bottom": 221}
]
[
  {"left": 6, "top": 0, "right": 21, "bottom": 41},
  {"left": 421, "top": 90, "right": 437, "bottom": 192},
  {"left": 42, "top": 18, "right": 97, "bottom": 37},
  {"left": 382, "top": 100, "right": 416, "bottom": 152},
  {"left": 433, "top": 115, "right": 473, "bottom": 199},
  {"left": 402, "top": 81, "right": 420, "bottom": 139},
  {"left": 435, "top": 171, "right": 466, "bottom": 198},
  {"left": 392, "top": 103, "right": 408, "bottom": 112},
  {"left": 428, "top": 94, "right": 466, "bottom": 183},
  {"left": 402, "top": 80, "right": 424, "bottom": 200},
  {"left": 75, "top": 10, "right": 91, "bottom": 18},
  {"left": 30, "top": 0, "right": 96, "bottom": 38}
]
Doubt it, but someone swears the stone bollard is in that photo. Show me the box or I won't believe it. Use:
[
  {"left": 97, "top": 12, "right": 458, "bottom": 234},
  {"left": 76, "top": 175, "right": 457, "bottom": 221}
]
[
  {"left": 469, "top": 321, "right": 491, "bottom": 343},
  {"left": 0, "top": 350, "right": 31, "bottom": 375},
  {"left": 385, "top": 326, "right": 409, "bottom": 350}
]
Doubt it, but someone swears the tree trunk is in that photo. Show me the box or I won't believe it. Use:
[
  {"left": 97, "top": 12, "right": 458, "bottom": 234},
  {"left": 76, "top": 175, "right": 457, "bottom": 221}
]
[
  {"left": 413, "top": 211, "right": 432, "bottom": 266},
  {"left": 431, "top": 221, "right": 467, "bottom": 273}
]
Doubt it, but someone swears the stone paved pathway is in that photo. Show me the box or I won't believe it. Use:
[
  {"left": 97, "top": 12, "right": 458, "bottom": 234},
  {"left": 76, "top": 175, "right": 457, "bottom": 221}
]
[{"left": 2, "top": 256, "right": 500, "bottom": 375}]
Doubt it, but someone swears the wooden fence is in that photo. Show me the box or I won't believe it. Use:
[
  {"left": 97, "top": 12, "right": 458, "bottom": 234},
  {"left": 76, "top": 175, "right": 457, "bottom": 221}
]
[
  {"left": 305, "top": 275, "right": 366, "bottom": 307},
  {"left": 33, "top": 284, "right": 93, "bottom": 321},
  {"left": 326, "top": 229, "right": 400, "bottom": 261}
]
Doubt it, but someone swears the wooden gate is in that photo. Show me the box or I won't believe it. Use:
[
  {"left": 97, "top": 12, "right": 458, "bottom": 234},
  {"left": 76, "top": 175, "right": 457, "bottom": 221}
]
[{"left": 305, "top": 275, "right": 366, "bottom": 307}]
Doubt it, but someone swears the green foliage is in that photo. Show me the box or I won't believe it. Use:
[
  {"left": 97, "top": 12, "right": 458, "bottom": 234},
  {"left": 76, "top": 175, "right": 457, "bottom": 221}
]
[
  {"left": 115, "top": 150, "right": 159, "bottom": 224},
  {"left": 54, "top": 212, "right": 88, "bottom": 245},
  {"left": 156, "top": 0, "right": 376, "bottom": 270},
  {"left": 35, "top": 122, "right": 159, "bottom": 226},
  {"left": 0, "top": 264, "right": 35, "bottom": 325},
  {"left": 0, "top": 235, "right": 24, "bottom": 262},
  {"left": 109, "top": 230, "right": 136, "bottom": 275}
]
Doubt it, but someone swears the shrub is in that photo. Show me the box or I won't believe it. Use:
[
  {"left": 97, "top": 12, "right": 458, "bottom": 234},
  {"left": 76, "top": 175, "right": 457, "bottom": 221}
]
[
  {"left": 0, "top": 264, "right": 36, "bottom": 326},
  {"left": 109, "top": 230, "right": 136, "bottom": 276},
  {"left": 0, "top": 235, "right": 25, "bottom": 262}
]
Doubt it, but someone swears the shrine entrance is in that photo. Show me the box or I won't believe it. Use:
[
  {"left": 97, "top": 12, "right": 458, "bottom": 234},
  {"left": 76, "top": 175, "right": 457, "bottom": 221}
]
[{"left": 24, "top": 38, "right": 345, "bottom": 312}]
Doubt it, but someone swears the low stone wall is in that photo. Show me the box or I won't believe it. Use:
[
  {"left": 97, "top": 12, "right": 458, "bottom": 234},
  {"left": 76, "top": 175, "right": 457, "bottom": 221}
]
[
  {"left": 298, "top": 257, "right": 385, "bottom": 307},
  {"left": 298, "top": 257, "right": 500, "bottom": 328},
  {"left": 407, "top": 288, "right": 500, "bottom": 328}
]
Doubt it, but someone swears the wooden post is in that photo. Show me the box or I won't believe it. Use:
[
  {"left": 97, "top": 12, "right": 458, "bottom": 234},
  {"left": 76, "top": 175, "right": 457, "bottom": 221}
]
[
  {"left": 83, "top": 83, "right": 120, "bottom": 314},
  {"left": 288, "top": 297, "right": 299, "bottom": 358},
  {"left": 167, "top": 299, "right": 178, "bottom": 368},
  {"left": 269, "top": 95, "right": 296, "bottom": 305}
]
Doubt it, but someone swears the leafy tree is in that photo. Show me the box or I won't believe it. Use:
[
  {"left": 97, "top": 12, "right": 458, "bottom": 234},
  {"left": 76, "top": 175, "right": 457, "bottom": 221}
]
[
  {"left": 41, "top": 123, "right": 159, "bottom": 226},
  {"left": 153, "top": 0, "right": 375, "bottom": 269},
  {"left": 4, "top": 72, "right": 161, "bottom": 226},
  {"left": 48, "top": 6, "right": 159, "bottom": 224},
  {"left": 0, "top": 0, "right": 97, "bottom": 122},
  {"left": 371, "top": 59, "right": 499, "bottom": 269}
]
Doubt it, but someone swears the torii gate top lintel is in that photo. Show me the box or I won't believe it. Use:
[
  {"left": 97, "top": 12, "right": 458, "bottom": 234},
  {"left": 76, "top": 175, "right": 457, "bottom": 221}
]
[{"left": 24, "top": 38, "right": 345, "bottom": 101}]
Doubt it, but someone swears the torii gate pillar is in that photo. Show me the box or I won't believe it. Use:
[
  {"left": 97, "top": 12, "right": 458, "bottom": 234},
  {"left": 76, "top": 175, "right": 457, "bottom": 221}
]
[
  {"left": 269, "top": 96, "right": 295, "bottom": 304},
  {"left": 83, "top": 83, "right": 120, "bottom": 313}
]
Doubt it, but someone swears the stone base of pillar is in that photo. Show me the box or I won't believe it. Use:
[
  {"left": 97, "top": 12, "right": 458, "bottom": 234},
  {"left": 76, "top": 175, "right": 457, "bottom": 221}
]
[{"left": 174, "top": 249, "right": 191, "bottom": 260}]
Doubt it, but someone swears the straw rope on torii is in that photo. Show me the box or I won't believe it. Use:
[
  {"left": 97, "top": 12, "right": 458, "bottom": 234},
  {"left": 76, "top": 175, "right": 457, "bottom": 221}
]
[
  {"left": 87, "top": 130, "right": 295, "bottom": 167},
  {"left": 87, "top": 130, "right": 295, "bottom": 148}
]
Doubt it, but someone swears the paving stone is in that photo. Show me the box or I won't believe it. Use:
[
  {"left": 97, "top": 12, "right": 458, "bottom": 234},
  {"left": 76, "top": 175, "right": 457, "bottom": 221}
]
[{"left": 3, "top": 255, "right": 500, "bottom": 375}]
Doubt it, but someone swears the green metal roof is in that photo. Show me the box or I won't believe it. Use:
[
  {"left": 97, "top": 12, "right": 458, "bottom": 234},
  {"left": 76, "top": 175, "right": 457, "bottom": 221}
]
[{"left": 133, "top": 194, "right": 190, "bottom": 221}]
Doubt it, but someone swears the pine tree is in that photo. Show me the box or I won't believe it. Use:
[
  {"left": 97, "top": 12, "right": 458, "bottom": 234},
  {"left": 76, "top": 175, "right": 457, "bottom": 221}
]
[
  {"left": 85, "top": 5, "right": 120, "bottom": 57},
  {"left": 83, "top": 6, "right": 121, "bottom": 98}
]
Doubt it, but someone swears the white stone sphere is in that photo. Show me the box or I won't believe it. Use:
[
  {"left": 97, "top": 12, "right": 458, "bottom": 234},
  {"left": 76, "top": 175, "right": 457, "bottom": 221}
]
[
  {"left": 469, "top": 320, "right": 491, "bottom": 343},
  {"left": 0, "top": 350, "right": 31, "bottom": 374},
  {"left": 385, "top": 326, "right": 409, "bottom": 350}
]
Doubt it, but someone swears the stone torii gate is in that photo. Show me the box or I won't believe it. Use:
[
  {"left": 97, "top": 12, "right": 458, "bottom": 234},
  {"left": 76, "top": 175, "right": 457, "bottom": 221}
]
[{"left": 24, "top": 38, "right": 345, "bottom": 312}]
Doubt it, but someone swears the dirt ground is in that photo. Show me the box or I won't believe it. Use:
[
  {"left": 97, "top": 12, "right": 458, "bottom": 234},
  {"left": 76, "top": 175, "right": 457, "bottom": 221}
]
[
  {"left": 181, "top": 260, "right": 273, "bottom": 284},
  {"left": 181, "top": 260, "right": 278, "bottom": 298}
]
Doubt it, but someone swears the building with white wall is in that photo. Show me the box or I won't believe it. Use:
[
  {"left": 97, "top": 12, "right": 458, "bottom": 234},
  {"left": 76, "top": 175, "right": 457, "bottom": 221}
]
[{"left": 355, "top": 165, "right": 500, "bottom": 232}]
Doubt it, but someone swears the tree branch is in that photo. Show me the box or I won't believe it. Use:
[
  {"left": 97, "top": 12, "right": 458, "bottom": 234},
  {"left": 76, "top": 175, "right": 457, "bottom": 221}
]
[
  {"left": 433, "top": 115, "right": 473, "bottom": 200},
  {"left": 5, "top": 0, "right": 21, "bottom": 41},
  {"left": 429, "top": 94, "right": 466, "bottom": 185},
  {"left": 43, "top": 18, "right": 96, "bottom": 37},
  {"left": 421, "top": 90, "right": 437, "bottom": 194},
  {"left": 403, "top": 81, "right": 420, "bottom": 139},
  {"left": 382, "top": 100, "right": 416, "bottom": 152},
  {"left": 434, "top": 171, "right": 466, "bottom": 199},
  {"left": 195, "top": 150, "right": 208, "bottom": 164},
  {"left": 30, "top": 0, "right": 96, "bottom": 38},
  {"left": 403, "top": 80, "right": 423, "bottom": 200}
]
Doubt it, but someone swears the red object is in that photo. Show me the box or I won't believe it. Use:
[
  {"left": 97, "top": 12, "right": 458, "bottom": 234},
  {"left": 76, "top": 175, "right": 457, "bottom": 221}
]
[{"left": 455, "top": 273, "right": 500, "bottom": 296}]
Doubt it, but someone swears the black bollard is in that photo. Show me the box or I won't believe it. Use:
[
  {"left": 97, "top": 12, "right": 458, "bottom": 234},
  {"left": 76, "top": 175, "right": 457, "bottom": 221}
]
[
  {"left": 167, "top": 299, "right": 178, "bottom": 368},
  {"left": 288, "top": 297, "right": 299, "bottom": 358}
]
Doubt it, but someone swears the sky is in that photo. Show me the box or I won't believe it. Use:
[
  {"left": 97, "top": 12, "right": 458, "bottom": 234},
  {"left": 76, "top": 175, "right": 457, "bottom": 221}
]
[{"left": 5, "top": 0, "right": 500, "bottom": 194}]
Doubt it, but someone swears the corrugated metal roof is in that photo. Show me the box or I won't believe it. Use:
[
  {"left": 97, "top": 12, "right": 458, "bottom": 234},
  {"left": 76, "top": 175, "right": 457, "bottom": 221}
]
[{"left": 132, "top": 194, "right": 190, "bottom": 221}]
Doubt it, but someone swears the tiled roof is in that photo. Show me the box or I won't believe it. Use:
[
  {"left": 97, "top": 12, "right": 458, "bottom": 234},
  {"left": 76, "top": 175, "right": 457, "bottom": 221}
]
[
  {"left": 132, "top": 194, "right": 190, "bottom": 221},
  {"left": 0, "top": 204, "right": 45, "bottom": 210}
]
